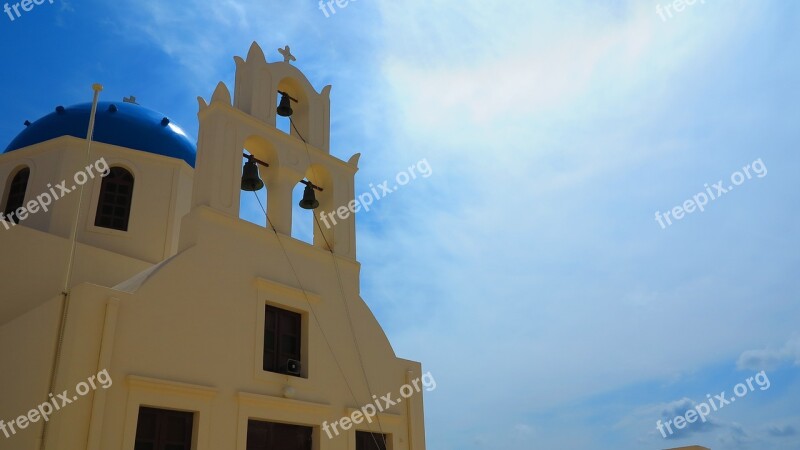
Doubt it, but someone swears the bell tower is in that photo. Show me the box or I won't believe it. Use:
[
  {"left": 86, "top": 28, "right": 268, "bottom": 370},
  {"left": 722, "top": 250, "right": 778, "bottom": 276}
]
[{"left": 188, "top": 42, "right": 359, "bottom": 258}]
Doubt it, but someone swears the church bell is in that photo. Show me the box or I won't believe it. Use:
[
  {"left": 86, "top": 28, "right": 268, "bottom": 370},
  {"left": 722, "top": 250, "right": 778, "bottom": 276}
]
[
  {"left": 298, "top": 183, "right": 319, "bottom": 210},
  {"left": 277, "top": 92, "right": 293, "bottom": 117},
  {"left": 241, "top": 157, "right": 264, "bottom": 191}
]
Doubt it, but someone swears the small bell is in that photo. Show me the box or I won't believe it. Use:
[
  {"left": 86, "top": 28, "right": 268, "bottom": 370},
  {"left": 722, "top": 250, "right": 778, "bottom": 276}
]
[
  {"left": 298, "top": 183, "right": 319, "bottom": 209},
  {"left": 277, "top": 92, "right": 293, "bottom": 117},
  {"left": 241, "top": 158, "right": 264, "bottom": 191}
]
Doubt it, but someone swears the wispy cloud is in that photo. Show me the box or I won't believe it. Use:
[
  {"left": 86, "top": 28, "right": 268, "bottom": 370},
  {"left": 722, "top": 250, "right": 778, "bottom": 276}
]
[
  {"left": 738, "top": 336, "right": 800, "bottom": 371},
  {"left": 767, "top": 424, "right": 797, "bottom": 437}
]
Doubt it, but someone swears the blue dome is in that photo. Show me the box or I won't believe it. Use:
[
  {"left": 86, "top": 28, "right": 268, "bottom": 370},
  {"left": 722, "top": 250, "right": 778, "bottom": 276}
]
[{"left": 4, "top": 102, "right": 196, "bottom": 167}]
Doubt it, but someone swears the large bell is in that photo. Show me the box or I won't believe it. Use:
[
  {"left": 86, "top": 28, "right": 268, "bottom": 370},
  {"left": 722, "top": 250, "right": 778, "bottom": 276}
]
[
  {"left": 298, "top": 183, "right": 319, "bottom": 209},
  {"left": 277, "top": 92, "right": 293, "bottom": 117},
  {"left": 241, "top": 159, "right": 264, "bottom": 191}
]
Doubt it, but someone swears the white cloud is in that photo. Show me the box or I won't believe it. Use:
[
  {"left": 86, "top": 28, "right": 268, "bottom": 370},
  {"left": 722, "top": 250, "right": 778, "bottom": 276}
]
[
  {"left": 738, "top": 336, "right": 800, "bottom": 371},
  {"left": 767, "top": 424, "right": 797, "bottom": 437},
  {"left": 360, "top": 2, "right": 796, "bottom": 448}
]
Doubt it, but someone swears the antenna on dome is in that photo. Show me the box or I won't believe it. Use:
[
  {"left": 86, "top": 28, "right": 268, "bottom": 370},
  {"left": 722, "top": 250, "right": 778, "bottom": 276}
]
[{"left": 123, "top": 95, "right": 139, "bottom": 105}]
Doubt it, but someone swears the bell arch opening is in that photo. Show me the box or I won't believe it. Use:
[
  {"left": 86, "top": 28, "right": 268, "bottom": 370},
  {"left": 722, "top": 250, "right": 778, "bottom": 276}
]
[
  {"left": 239, "top": 136, "right": 277, "bottom": 228},
  {"left": 291, "top": 182, "right": 314, "bottom": 244},
  {"left": 276, "top": 77, "right": 311, "bottom": 143}
]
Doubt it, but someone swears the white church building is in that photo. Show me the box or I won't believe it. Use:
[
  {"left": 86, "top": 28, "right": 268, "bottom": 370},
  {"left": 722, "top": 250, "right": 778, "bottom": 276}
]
[{"left": 0, "top": 42, "right": 429, "bottom": 450}]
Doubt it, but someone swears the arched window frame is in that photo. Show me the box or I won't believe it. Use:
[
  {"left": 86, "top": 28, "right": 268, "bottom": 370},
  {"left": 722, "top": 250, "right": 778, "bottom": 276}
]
[
  {"left": 94, "top": 166, "right": 135, "bottom": 231},
  {"left": 3, "top": 166, "right": 31, "bottom": 223}
]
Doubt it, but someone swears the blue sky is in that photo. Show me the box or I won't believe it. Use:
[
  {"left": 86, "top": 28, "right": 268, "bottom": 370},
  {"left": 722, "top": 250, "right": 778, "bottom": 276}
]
[{"left": 2, "top": 1, "right": 799, "bottom": 449}]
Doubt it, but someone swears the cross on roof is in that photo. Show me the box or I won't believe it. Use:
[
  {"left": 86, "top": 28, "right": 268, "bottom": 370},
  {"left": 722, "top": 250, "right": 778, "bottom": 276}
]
[{"left": 278, "top": 45, "right": 296, "bottom": 63}]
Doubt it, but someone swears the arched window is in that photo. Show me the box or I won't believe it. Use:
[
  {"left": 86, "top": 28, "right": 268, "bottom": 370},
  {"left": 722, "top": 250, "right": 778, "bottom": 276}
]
[
  {"left": 95, "top": 167, "right": 134, "bottom": 231},
  {"left": 3, "top": 167, "right": 30, "bottom": 223}
]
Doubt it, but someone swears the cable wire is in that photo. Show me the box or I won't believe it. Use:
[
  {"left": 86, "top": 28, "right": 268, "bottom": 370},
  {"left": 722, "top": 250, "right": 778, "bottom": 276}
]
[
  {"left": 250, "top": 190, "right": 386, "bottom": 448},
  {"left": 287, "top": 117, "right": 388, "bottom": 447}
]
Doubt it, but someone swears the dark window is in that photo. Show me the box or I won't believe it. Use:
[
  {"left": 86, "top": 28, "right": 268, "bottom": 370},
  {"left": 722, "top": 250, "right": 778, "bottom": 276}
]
[
  {"left": 264, "top": 305, "right": 302, "bottom": 375},
  {"left": 134, "top": 407, "right": 193, "bottom": 450},
  {"left": 95, "top": 167, "right": 134, "bottom": 231},
  {"left": 3, "top": 167, "right": 30, "bottom": 223},
  {"left": 356, "top": 431, "right": 389, "bottom": 450},
  {"left": 246, "top": 420, "right": 312, "bottom": 450}
]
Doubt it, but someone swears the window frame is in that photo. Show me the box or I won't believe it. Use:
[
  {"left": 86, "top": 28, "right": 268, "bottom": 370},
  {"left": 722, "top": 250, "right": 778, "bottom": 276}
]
[
  {"left": 253, "top": 278, "right": 316, "bottom": 385},
  {"left": 355, "top": 431, "right": 390, "bottom": 450},
  {"left": 263, "top": 304, "right": 302, "bottom": 376},
  {"left": 122, "top": 375, "right": 217, "bottom": 450},
  {"left": 3, "top": 166, "right": 31, "bottom": 223},
  {"left": 94, "top": 166, "right": 135, "bottom": 231},
  {"left": 245, "top": 419, "right": 313, "bottom": 450},
  {"left": 134, "top": 406, "right": 194, "bottom": 450}
]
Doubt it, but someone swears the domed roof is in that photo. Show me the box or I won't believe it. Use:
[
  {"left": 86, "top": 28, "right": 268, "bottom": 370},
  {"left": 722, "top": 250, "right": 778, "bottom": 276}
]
[{"left": 4, "top": 101, "right": 196, "bottom": 167}]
